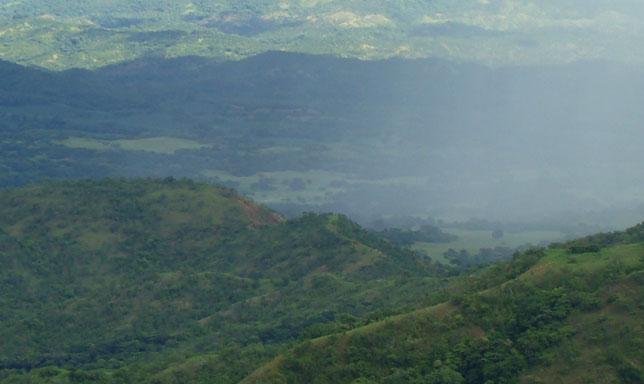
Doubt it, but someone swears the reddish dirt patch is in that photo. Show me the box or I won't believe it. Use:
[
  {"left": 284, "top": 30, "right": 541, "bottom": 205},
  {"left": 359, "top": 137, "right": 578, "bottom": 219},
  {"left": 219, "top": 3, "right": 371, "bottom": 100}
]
[
  {"left": 608, "top": 280, "right": 638, "bottom": 296},
  {"left": 237, "top": 197, "right": 284, "bottom": 226},
  {"left": 469, "top": 325, "right": 486, "bottom": 339},
  {"left": 518, "top": 262, "right": 554, "bottom": 281}
]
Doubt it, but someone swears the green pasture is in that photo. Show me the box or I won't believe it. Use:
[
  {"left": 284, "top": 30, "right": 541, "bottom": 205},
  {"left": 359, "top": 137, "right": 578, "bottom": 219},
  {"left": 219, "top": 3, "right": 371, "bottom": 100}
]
[
  {"left": 412, "top": 229, "right": 566, "bottom": 264},
  {"left": 539, "top": 242, "right": 644, "bottom": 271},
  {"left": 55, "top": 136, "right": 211, "bottom": 154}
]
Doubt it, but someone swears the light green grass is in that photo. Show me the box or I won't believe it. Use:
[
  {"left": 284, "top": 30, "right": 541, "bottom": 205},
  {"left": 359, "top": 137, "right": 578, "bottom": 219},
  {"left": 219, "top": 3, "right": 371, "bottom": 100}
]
[
  {"left": 412, "top": 229, "right": 565, "bottom": 264},
  {"left": 55, "top": 136, "right": 211, "bottom": 154},
  {"left": 539, "top": 243, "right": 644, "bottom": 271}
]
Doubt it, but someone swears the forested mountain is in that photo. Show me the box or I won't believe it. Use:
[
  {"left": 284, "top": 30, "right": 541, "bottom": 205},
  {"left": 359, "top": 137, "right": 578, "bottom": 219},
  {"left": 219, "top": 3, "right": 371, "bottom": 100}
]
[
  {"left": 0, "top": 178, "right": 446, "bottom": 383},
  {"left": 244, "top": 230, "right": 644, "bottom": 384},
  {"left": 2, "top": 179, "right": 644, "bottom": 383}
]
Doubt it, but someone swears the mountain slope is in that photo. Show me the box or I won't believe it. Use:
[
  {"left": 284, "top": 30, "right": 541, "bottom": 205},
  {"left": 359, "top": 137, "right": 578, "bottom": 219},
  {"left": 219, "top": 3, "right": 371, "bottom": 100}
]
[
  {"left": 0, "top": 178, "right": 444, "bottom": 383},
  {"left": 242, "top": 226, "right": 644, "bottom": 383}
]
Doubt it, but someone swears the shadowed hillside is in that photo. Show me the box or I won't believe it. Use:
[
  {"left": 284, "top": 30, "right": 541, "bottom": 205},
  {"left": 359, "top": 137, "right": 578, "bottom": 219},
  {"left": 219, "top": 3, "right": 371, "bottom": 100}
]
[{"left": 0, "top": 178, "right": 446, "bottom": 383}]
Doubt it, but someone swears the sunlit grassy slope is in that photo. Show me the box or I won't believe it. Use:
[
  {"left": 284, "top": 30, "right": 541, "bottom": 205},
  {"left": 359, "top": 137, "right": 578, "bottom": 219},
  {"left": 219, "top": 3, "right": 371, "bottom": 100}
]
[{"left": 242, "top": 230, "right": 644, "bottom": 383}]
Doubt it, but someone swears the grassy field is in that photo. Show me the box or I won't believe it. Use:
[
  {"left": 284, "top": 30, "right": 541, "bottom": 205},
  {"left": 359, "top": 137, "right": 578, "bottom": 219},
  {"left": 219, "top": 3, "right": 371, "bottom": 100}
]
[
  {"left": 56, "top": 136, "right": 211, "bottom": 154},
  {"left": 412, "top": 229, "right": 566, "bottom": 264},
  {"left": 538, "top": 242, "right": 644, "bottom": 271}
]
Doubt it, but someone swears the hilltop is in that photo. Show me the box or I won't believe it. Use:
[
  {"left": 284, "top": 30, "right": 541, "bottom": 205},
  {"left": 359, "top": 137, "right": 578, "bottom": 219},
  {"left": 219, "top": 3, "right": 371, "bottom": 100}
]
[{"left": 0, "top": 178, "right": 445, "bottom": 383}]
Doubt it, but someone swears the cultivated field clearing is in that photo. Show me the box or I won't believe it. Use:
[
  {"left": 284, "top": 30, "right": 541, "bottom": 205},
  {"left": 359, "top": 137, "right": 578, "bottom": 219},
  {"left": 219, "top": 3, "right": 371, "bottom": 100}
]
[{"left": 56, "top": 136, "right": 211, "bottom": 154}]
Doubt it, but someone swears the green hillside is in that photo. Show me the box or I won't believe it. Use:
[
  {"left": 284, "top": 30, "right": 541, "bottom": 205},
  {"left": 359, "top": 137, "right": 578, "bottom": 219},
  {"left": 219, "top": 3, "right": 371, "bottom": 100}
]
[
  {"left": 0, "top": 178, "right": 447, "bottom": 384},
  {"left": 243, "top": 228, "right": 644, "bottom": 383},
  {"left": 2, "top": 180, "right": 644, "bottom": 384}
]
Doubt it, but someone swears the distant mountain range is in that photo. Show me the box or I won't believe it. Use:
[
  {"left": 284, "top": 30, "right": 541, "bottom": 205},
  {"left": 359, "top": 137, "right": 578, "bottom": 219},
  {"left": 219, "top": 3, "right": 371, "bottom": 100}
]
[{"left": 1, "top": 0, "right": 644, "bottom": 69}]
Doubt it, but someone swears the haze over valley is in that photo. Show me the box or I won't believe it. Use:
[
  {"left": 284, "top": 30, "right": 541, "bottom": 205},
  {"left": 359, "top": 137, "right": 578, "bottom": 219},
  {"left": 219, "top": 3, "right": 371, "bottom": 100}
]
[
  {"left": 3, "top": 1, "right": 644, "bottom": 383},
  {"left": 3, "top": 52, "right": 644, "bottom": 233}
]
